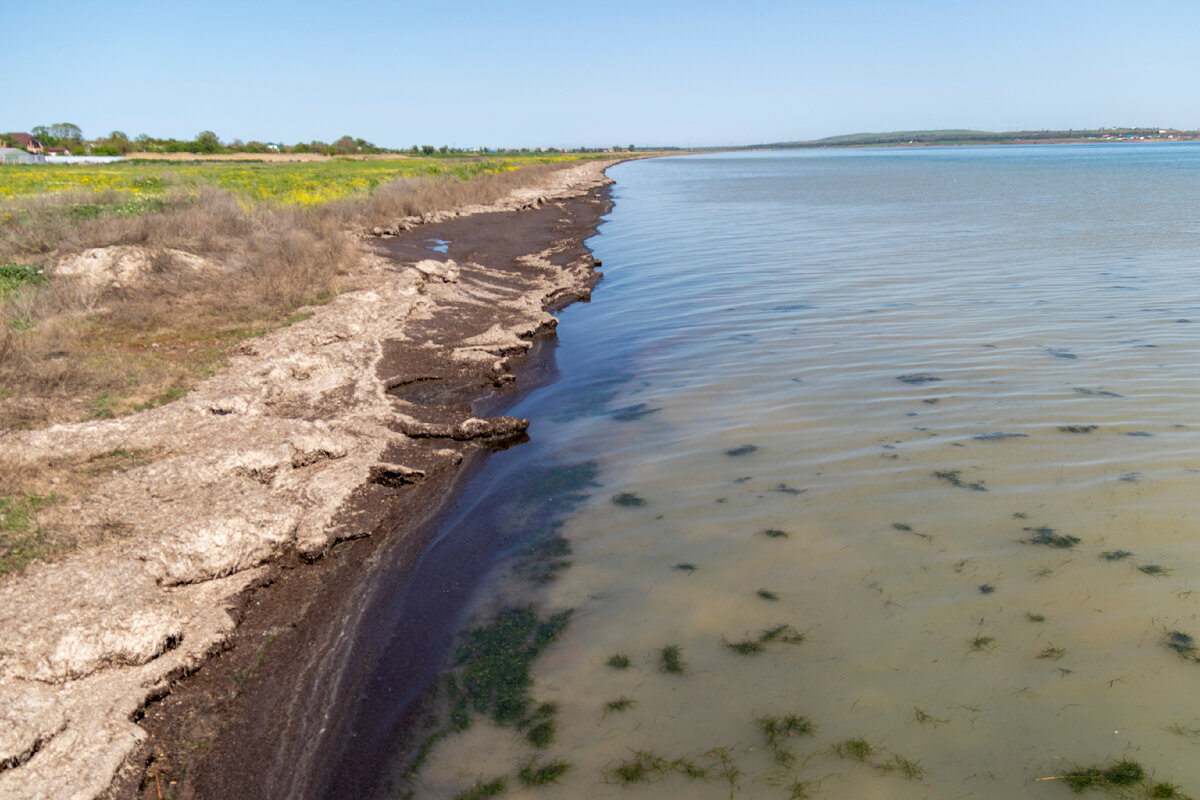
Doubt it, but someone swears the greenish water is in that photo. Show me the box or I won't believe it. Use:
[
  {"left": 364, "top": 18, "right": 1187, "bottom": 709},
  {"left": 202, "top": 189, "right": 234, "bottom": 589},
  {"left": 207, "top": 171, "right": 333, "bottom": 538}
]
[{"left": 409, "top": 144, "right": 1200, "bottom": 799}]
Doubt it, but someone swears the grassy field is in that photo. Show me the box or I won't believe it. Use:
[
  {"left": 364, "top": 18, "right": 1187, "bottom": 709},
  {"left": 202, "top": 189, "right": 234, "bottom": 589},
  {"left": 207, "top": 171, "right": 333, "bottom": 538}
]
[{"left": 0, "top": 155, "right": 583, "bottom": 206}]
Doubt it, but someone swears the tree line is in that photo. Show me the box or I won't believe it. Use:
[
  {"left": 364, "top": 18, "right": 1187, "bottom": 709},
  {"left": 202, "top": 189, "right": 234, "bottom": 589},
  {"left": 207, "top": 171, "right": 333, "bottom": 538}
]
[{"left": 5, "top": 123, "right": 640, "bottom": 157}]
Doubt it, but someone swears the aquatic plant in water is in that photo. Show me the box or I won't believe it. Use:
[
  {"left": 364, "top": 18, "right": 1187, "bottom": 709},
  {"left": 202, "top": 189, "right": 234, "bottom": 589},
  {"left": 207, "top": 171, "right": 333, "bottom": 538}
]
[
  {"left": 606, "top": 653, "right": 631, "bottom": 669},
  {"left": 722, "top": 637, "right": 764, "bottom": 656},
  {"left": 605, "top": 696, "right": 636, "bottom": 714},
  {"left": 453, "top": 607, "right": 572, "bottom": 730},
  {"left": 884, "top": 755, "right": 926, "bottom": 780},
  {"left": 513, "top": 530, "right": 573, "bottom": 584},
  {"left": 759, "top": 624, "right": 805, "bottom": 644},
  {"left": 1060, "top": 760, "right": 1145, "bottom": 793},
  {"left": 933, "top": 470, "right": 987, "bottom": 491},
  {"left": 1164, "top": 630, "right": 1197, "bottom": 659},
  {"left": 756, "top": 714, "right": 814, "bottom": 766},
  {"left": 518, "top": 759, "right": 571, "bottom": 786},
  {"left": 834, "top": 737, "right": 874, "bottom": 762},
  {"left": 606, "top": 750, "right": 672, "bottom": 784},
  {"left": 1022, "top": 526, "right": 1081, "bottom": 548},
  {"left": 914, "top": 707, "right": 949, "bottom": 726},
  {"left": 660, "top": 644, "right": 686, "bottom": 674},
  {"left": 453, "top": 776, "right": 507, "bottom": 800},
  {"left": 970, "top": 635, "right": 996, "bottom": 652}
]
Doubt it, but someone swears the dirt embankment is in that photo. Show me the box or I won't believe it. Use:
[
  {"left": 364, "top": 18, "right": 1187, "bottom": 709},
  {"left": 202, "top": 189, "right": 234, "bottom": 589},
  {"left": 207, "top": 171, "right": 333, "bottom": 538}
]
[{"left": 0, "top": 160, "right": 618, "bottom": 800}]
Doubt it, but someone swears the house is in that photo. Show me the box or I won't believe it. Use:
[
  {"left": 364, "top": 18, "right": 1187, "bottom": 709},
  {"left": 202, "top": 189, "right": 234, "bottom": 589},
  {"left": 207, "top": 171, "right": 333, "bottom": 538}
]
[{"left": 5, "top": 133, "right": 44, "bottom": 154}]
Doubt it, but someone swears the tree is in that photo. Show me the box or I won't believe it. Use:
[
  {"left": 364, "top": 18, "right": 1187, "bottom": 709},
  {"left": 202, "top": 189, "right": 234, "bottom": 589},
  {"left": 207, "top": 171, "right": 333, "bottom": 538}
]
[
  {"left": 194, "top": 130, "right": 222, "bottom": 154},
  {"left": 93, "top": 130, "right": 133, "bottom": 156},
  {"left": 421, "top": 145, "right": 435, "bottom": 155},
  {"left": 332, "top": 135, "right": 357, "bottom": 155},
  {"left": 50, "top": 123, "right": 84, "bottom": 146}
]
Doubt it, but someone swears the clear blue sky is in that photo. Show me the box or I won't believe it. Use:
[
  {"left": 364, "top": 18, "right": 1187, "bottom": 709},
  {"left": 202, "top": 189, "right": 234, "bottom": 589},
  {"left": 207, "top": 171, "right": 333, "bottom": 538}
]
[{"left": 6, "top": 0, "right": 1199, "bottom": 149}]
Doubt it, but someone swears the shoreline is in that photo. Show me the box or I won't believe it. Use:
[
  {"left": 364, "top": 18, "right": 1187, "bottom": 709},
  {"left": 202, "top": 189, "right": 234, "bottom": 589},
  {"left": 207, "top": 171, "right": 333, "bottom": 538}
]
[{"left": 0, "top": 159, "right": 621, "bottom": 799}]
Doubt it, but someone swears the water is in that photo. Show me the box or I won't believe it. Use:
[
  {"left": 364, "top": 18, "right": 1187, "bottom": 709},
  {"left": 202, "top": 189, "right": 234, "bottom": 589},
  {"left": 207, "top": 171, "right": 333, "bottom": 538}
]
[{"left": 408, "top": 145, "right": 1200, "bottom": 799}]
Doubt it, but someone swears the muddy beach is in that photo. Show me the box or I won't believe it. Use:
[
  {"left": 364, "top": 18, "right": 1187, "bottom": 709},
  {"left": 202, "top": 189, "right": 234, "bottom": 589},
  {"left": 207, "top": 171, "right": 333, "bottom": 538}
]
[{"left": 0, "top": 159, "right": 619, "bottom": 800}]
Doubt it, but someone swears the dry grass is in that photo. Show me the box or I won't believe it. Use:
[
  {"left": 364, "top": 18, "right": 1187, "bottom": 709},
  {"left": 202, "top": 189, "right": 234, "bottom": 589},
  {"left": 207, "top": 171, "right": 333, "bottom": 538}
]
[
  {"left": 343, "top": 161, "right": 573, "bottom": 228},
  {"left": 0, "top": 447, "right": 161, "bottom": 574},
  {"left": 1, "top": 161, "right": 584, "bottom": 430}
]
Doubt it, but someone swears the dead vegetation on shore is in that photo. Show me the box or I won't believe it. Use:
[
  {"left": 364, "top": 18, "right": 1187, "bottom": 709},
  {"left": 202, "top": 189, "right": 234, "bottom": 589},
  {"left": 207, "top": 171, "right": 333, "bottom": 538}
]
[{"left": 0, "top": 160, "right": 587, "bottom": 573}]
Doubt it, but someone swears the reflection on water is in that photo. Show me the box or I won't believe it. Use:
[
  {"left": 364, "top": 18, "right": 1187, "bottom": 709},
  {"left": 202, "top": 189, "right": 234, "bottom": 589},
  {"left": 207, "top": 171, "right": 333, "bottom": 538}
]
[{"left": 410, "top": 145, "right": 1200, "bottom": 799}]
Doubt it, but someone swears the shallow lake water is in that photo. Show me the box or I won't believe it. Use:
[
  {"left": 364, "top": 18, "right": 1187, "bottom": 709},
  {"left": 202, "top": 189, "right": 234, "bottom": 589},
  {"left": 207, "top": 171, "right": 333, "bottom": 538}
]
[{"left": 407, "top": 145, "right": 1200, "bottom": 799}]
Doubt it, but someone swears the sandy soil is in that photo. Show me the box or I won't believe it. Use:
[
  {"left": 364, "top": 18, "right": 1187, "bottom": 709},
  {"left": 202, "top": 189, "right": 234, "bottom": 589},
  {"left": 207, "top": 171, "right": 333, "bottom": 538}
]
[{"left": 0, "top": 160, "right": 618, "bottom": 800}]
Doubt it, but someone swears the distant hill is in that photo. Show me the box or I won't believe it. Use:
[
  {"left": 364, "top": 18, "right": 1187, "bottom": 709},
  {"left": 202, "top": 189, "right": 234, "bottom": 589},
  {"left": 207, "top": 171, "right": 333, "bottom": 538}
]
[{"left": 741, "top": 128, "right": 1200, "bottom": 150}]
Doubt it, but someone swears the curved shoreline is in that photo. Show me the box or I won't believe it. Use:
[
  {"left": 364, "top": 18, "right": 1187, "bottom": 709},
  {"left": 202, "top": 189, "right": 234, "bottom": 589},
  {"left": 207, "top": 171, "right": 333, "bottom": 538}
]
[{"left": 0, "top": 159, "right": 620, "bottom": 800}]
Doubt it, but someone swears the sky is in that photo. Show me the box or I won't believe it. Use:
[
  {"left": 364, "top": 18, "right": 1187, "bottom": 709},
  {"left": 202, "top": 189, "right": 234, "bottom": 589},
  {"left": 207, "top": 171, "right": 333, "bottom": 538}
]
[{"left": 6, "top": 0, "right": 1200, "bottom": 150}]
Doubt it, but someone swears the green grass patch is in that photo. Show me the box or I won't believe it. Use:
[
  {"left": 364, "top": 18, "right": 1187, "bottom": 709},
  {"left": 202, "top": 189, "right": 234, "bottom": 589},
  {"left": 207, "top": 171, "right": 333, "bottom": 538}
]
[
  {"left": 0, "top": 263, "right": 47, "bottom": 297},
  {"left": 0, "top": 493, "right": 56, "bottom": 575}
]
